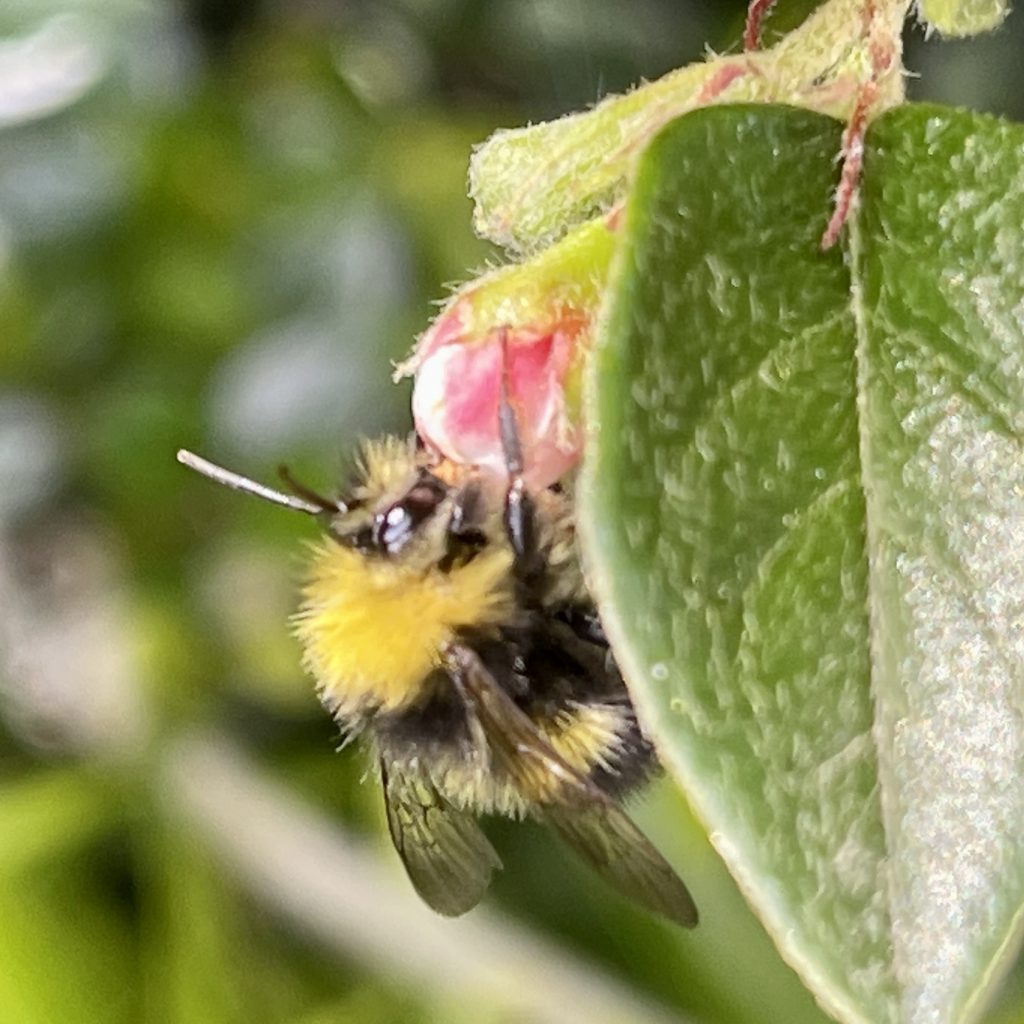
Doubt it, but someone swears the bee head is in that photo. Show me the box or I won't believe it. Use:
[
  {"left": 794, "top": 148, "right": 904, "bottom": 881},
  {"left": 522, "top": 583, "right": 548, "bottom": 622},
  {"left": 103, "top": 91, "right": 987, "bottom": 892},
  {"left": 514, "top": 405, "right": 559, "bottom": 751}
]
[
  {"left": 331, "top": 470, "right": 451, "bottom": 557},
  {"left": 177, "top": 435, "right": 488, "bottom": 566}
]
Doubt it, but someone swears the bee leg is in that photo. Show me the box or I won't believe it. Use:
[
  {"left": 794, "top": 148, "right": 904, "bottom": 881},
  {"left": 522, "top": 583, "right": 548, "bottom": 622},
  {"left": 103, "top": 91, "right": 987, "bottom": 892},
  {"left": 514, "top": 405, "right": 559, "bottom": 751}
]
[
  {"left": 449, "top": 481, "right": 486, "bottom": 539},
  {"left": 496, "top": 328, "right": 541, "bottom": 580},
  {"left": 500, "top": 430, "right": 536, "bottom": 568},
  {"left": 440, "top": 483, "right": 488, "bottom": 571}
]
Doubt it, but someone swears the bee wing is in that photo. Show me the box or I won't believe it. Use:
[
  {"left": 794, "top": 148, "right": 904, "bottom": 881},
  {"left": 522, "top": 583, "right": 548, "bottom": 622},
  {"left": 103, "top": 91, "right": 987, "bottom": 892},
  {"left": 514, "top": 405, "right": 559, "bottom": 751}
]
[
  {"left": 379, "top": 757, "right": 502, "bottom": 917},
  {"left": 542, "top": 803, "right": 698, "bottom": 928},
  {"left": 448, "top": 644, "right": 698, "bottom": 929}
]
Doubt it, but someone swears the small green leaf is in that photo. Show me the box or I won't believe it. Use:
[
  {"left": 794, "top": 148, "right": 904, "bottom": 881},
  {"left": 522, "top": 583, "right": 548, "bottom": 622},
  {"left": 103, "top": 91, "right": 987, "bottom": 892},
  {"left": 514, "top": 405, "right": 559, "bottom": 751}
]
[
  {"left": 468, "top": 0, "right": 908, "bottom": 254},
  {"left": 468, "top": 61, "right": 718, "bottom": 253},
  {"left": 580, "top": 104, "right": 1024, "bottom": 1024},
  {"left": 917, "top": 0, "right": 1010, "bottom": 36}
]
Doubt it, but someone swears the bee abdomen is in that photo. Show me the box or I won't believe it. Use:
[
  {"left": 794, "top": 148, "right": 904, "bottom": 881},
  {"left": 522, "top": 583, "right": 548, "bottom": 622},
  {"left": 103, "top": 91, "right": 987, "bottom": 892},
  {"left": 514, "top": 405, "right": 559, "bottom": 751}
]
[{"left": 374, "top": 681, "right": 654, "bottom": 819}]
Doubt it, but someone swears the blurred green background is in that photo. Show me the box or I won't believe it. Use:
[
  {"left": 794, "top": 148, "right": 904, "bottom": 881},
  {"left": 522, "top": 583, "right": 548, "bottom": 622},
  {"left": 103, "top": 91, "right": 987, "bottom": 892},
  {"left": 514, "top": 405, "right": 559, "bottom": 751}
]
[{"left": 1, "top": 2, "right": 1023, "bottom": 1023}]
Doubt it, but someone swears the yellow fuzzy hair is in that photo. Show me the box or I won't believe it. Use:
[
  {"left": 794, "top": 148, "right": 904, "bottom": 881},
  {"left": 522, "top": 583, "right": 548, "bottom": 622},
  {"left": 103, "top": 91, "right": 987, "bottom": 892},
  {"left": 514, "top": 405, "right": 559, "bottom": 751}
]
[
  {"left": 294, "top": 538, "right": 515, "bottom": 717},
  {"left": 353, "top": 437, "right": 416, "bottom": 499}
]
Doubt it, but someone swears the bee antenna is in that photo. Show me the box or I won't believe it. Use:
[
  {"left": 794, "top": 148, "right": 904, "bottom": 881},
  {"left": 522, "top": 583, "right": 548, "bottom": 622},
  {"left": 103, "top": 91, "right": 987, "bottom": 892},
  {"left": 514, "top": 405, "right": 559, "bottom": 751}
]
[
  {"left": 176, "top": 449, "right": 328, "bottom": 516},
  {"left": 277, "top": 464, "right": 347, "bottom": 514}
]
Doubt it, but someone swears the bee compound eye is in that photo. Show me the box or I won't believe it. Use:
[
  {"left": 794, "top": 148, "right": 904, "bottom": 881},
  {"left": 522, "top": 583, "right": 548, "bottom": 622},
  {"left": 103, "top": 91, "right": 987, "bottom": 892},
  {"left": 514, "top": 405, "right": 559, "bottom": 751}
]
[{"left": 350, "top": 525, "right": 376, "bottom": 551}]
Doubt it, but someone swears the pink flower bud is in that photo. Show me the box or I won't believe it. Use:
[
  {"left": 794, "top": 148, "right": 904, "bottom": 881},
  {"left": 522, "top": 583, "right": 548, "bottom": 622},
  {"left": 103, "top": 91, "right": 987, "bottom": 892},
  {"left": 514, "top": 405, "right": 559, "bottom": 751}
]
[
  {"left": 411, "top": 306, "right": 588, "bottom": 489},
  {"left": 400, "top": 216, "right": 617, "bottom": 490}
]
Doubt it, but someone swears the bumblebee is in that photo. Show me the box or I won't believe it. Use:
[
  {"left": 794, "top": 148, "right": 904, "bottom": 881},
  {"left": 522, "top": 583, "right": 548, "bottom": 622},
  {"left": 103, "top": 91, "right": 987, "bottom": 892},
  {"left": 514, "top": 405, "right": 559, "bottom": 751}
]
[{"left": 177, "top": 414, "right": 697, "bottom": 927}]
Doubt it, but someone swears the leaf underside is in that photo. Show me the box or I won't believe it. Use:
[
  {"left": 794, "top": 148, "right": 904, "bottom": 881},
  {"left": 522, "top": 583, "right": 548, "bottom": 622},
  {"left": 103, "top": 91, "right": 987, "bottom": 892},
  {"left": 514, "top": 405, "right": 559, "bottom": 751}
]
[{"left": 580, "top": 104, "right": 1024, "bottom": 1024}]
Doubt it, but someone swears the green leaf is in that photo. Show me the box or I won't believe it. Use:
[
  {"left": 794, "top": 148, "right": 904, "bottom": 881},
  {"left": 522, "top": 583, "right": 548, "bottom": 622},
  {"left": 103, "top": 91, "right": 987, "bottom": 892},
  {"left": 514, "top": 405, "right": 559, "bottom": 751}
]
[{"left": 580, "top": 103, "right": 1024, "bottom": 1024}]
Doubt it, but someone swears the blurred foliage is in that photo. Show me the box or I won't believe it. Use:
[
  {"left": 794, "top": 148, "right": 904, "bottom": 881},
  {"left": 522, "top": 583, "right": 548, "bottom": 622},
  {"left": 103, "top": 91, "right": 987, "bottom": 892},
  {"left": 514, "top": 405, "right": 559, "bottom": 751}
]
[{"left": 0, "top": 2, "right": 1022, "bottom": 1023}]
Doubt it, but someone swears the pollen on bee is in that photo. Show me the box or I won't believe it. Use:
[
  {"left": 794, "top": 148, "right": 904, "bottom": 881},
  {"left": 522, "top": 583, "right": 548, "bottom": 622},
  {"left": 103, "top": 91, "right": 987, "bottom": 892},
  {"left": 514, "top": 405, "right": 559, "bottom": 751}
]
[
  {"left": 542, "top": 703, "right": 631, "bottom": 777},
  {"left": 293, "top": 536, "right": 516, "bottom": 717}
]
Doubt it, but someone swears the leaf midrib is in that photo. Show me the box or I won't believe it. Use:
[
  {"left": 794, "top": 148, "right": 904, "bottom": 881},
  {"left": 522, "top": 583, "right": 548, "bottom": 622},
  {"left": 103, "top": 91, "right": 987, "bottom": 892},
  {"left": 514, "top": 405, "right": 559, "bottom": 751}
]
[{"left": 848, "top": 203, "right": 902, "bottom": 1018}]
